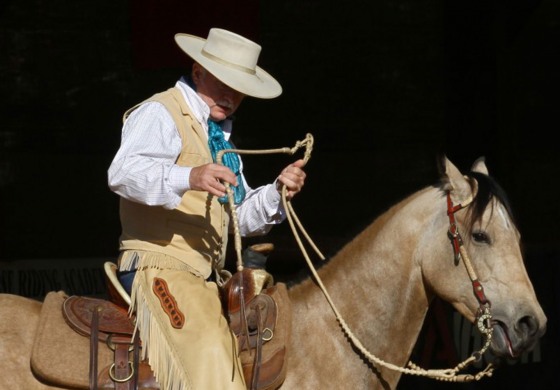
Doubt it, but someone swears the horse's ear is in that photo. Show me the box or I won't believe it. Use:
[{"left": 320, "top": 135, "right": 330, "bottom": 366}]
[
  {"left": 440, "top": 156, "right": 475, "bottom": 206},
  {"left": 471, "top": 156, "right": 489, "bottom": 175}
]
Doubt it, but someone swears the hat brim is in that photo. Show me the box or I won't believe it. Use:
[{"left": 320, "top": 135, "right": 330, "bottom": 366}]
[{"left": 175, "top": 34, "right": 282, "bottom": 99}]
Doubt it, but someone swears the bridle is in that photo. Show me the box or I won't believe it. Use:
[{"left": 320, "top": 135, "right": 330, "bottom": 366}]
[
  {"left": 446, "top": 191, "right": 494, "bottom": 363},
  {"left": 218, "top": 135, "right": 496, "bottom": 383}
]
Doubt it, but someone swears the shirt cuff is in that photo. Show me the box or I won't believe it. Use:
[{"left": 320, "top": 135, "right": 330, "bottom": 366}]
[
  {"left": 266, "top": 180, "right": 282, "bottom": 205},
  {"left": 168, "top": 165, "right": 192, "bottom": 196}
]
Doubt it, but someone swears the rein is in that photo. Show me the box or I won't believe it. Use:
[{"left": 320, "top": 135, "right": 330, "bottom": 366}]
[{"left": 217, "top": 136, "right": 495, "bottom": 383}]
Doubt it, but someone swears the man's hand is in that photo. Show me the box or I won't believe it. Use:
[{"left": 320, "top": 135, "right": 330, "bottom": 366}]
[
  {"left": 189, "top": 163, "right": 237, "bottom": 198},
  {"left": 276, "top": 159, "right": 307, "bottom": 200}
]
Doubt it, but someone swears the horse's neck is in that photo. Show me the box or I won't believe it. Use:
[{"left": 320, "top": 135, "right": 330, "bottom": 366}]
[
  {"left": 287, "top": 188, "right": 446, "bottom": 379},
  {"left": 323, "top": 188, "right": 441, "bottom": 312}
]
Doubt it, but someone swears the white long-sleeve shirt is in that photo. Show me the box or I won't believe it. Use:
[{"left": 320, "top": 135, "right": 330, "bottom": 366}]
[{"left": 108, "top": 80, "right": 285, "bottom": 236}]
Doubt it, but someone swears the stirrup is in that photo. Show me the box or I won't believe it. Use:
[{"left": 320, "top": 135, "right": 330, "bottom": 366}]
[{"left": 103, "top": 261, "right": 132, "bottom": 309}]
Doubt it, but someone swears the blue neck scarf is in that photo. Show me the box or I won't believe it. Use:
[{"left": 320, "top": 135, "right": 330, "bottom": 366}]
[{"left": 208, "top": 120, "right": 246, "bottom": 205}]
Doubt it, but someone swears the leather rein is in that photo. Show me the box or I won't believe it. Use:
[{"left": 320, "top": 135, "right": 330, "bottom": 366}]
[{"left": 218, "top": 135, "right": 495, "bottom": 383}]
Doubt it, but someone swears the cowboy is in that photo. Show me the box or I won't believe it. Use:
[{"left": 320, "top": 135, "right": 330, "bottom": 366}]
[{"left": 107, "top": 28, "right": 307, "bottom": 389}]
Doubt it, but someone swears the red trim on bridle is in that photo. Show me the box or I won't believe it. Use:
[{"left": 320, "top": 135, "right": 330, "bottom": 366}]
[
  {"left": 446, "top": 192, "right": 490, "bottom": 307},
  {"left": 446, "top": 193, "right": 463, "bottom": 263}
]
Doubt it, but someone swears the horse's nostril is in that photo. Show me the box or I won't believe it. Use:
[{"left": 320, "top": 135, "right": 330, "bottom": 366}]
[{"left": 517, "top": 315, "right": 539, "bottom": 337}]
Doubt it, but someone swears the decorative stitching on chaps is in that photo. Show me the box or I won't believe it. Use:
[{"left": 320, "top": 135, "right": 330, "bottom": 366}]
[{"left": 152, "top": 277, "right": 185, "bottom": 329}]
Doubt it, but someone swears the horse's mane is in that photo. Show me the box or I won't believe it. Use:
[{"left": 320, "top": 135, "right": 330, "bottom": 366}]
[{"left": 462, "top": 171, "right": 517, "bottom": 234}]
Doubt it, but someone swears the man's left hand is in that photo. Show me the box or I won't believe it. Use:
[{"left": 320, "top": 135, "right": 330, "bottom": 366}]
[{"left": 276, "top": 159, "right": 307, "bottom": 200}]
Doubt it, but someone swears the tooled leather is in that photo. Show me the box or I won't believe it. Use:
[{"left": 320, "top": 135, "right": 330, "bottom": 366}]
[
  {"left": 63, "top": 296, "right": 134, "bottom": 341},
  {"left": 152, "top": 277, "right": 185, "bottom": 329}
]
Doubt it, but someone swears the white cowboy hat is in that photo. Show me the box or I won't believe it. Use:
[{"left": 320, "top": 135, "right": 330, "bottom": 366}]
[{"left": 174, "top": 28, "right": 282, "bottom": 99}]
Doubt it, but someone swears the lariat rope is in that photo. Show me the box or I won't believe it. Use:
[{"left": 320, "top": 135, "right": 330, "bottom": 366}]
[
  {"left": 217, "top": 133, "right": 316, "bottom": 272},
  {"left": 217, "top": 134, "right": 494, "bottom": 382}
]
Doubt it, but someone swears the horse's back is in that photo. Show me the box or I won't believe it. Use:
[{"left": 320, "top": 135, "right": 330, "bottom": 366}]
[{"left": 0, "top": 293, "right": 58, "bottom": 389}]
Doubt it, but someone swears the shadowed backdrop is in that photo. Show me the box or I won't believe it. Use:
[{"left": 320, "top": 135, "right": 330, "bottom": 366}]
[{"left": 1, "top": 1, "right": 557, "bottom": 389}]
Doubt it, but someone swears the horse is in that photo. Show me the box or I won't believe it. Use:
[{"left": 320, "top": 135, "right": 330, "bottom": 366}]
[{"left": 0, "top": 156, "right": 547, "bottom": 389}]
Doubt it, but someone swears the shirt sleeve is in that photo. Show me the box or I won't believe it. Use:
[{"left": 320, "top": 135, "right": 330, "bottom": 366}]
[
  {"left": 235, "top": 178, "right": 286, "bottom": 236},
  {"left": 107, "top": 102, "right": 190, "bottom": 210}
]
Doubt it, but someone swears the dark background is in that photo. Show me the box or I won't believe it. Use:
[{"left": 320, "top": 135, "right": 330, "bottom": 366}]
[{"left": 1, "top": 0, "right": 558, "bottom": 389}]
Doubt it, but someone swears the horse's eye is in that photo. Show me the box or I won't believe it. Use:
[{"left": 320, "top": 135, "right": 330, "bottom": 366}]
[{"left": 472, "top": 231, "right": 490, "bottom": 244}]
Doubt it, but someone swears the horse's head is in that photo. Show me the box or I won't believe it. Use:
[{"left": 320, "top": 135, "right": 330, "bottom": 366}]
[{"left": 423, "top": 156, "right": 547, "bottom": 360}]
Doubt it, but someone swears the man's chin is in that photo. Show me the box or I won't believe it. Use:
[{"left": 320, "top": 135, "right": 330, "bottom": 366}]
[{"left": 209, "top": 110, "right": 228, "bottom": 122}]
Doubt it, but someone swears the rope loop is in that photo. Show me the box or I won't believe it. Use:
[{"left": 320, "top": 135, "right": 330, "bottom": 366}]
[{"left": 216, "top": 133, "right": 317, "bottom": 272}]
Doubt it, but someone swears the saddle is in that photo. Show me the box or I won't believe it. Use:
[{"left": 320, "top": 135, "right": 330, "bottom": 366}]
[
  {"left": 30, "top": 264, "right": 159, "bottom": 390},
  {"left": 221, "top": 244, "right": 292, "bottom": 390}
]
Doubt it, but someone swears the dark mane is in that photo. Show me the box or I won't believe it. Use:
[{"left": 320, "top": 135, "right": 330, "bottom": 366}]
[{"left": 465, "top": 171, "right": 517, "bottom": 233}]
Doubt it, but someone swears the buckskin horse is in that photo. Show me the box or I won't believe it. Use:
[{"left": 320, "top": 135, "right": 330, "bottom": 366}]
[{"left": 0, "top": 156, "right": 547, "bottom": 389}]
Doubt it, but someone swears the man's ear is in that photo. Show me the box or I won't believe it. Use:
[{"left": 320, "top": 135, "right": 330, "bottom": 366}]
[{"left": 192, "top": 63, "right": 203, "bottom": 85}]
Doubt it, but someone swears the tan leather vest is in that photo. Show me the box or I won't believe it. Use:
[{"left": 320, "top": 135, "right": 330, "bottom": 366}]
[{"left": 118, "top": 87, "right": 229, "bottom": 278}]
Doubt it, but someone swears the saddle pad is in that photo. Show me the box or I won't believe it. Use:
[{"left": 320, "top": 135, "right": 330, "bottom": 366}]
[{"left": 30, "top": 291, "right": 113, "bottom": 389}]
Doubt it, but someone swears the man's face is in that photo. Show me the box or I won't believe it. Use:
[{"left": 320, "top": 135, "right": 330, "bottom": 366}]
[{"left": 192, "top": 63, "right": 245, "bottom": 122}]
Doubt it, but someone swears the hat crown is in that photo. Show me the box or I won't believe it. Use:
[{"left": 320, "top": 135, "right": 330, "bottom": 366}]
[{"left": 202, "top": 28, "right": 261, "bottom": 74}]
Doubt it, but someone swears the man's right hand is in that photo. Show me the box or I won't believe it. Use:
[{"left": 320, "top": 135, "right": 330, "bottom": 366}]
[{"left": 189, "top": 163, "right": 237, "bottom": 198}]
